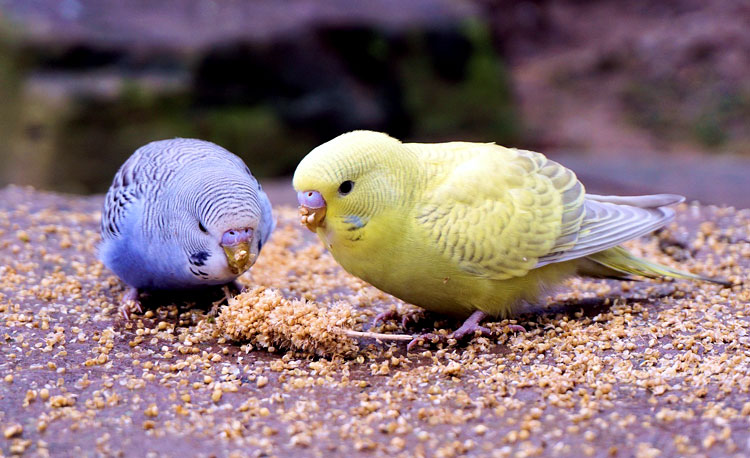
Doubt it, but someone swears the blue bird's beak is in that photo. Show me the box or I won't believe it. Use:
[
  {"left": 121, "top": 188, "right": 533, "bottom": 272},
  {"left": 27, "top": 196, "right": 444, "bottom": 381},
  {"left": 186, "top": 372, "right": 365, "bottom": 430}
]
[
  {"left": 297, "top": 190, "right": 326, "bottom": 233},
  {"left": 221, "top": 228, "right": 255, "bottom": 275}
]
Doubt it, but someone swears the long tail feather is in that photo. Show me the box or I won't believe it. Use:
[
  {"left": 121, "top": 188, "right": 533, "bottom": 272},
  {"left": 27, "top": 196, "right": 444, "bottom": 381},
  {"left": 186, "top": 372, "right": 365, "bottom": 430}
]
[{"left": 585, "top": 246, "right": 731, "bottom": 287}]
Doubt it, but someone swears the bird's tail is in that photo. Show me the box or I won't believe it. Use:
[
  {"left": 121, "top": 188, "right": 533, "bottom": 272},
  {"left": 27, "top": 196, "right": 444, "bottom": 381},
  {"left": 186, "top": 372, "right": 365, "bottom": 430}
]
[{"left": 581, "top": 246, "right": 731, "bottom": 287}]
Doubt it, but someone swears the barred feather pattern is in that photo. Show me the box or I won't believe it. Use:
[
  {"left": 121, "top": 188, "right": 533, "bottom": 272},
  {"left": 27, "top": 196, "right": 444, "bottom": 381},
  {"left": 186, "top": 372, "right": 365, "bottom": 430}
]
[{"left": 100, "top": 138, "right": 274, "bottom": 290}]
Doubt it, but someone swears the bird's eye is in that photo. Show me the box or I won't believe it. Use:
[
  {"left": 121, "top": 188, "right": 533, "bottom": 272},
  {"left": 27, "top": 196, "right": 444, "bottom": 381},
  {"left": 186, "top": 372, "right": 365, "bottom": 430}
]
[
  {"left": 338, "top": 180, "right": 354, "bottom": 196},
  {"left": 198, "top": 221, "right": 208, "bottom": 233}
]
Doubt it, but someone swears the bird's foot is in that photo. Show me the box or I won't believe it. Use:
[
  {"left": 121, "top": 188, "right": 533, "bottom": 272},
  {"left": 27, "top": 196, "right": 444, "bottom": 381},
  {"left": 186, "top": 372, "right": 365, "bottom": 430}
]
[
  {"left": 405, "top": 311, "right": 525, "bottom": 351},
  {"left": 451, "top": 320, "right": 493, "bottom": 341},
  {"left": 209, "top": 284, "right": 240, "bottom": 317},
  {"left": 407, "top": 332, "right": 443, "bottom": 352},
  {"left": 373, "top": 308, "right": 426, "bottom": 329},
  {"left": 373, "top": 309, "right": 399, "bottom": 327},
  {"left": 505, "top": 324, "right": 526, "bottom": 333},
  {"left": 229, "top": 279, "right": 247, "bottom": 295},
  {"left": 407, "top": 310, "right": 492, "bottom": 351},
  {"left": 119, "top": 287, "right": 142, "bottom": 320}
]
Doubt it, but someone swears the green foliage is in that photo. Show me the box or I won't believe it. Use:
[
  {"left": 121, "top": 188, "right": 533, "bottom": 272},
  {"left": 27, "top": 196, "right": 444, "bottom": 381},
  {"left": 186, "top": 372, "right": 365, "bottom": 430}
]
[
  {"left": 692, "top": 112, "right": 726, "bottom": 148},
  {"left": 194, "top": 106, "right": 315, "bottom": 178},
  {"left": 0, "top": 21, "right": 24, "bottom": 165},
  {"left": 54, "top": 83, "right": 314, "bottom": 193},
  {"left": 2, "top": 18, "right": 520, "bottom": 193},
  {"left": 693, "top": 90, "right": 750, "bottom": 148},
  {"left": 621, "top": 79, "right": 750, "bottom": 150},
  {"left": 399, "top": 20, "right": 519, "bottom": 143},
  {"left": 620, "top": 81, "right": 679, "bottom": 139}
]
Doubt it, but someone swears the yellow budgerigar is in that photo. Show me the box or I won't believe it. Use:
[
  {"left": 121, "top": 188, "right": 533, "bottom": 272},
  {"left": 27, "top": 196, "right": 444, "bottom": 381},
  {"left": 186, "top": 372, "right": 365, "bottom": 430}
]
[{"left": 292, "top": 130, "right": 728, "bottom": 348}]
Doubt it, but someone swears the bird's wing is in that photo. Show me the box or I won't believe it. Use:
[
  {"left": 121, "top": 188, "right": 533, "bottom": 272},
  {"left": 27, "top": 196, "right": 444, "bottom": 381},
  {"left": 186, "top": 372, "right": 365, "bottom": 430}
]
[
  {"left": 100, "top": 140, "right": 187, "bottom": 240},
  {"left": 101, "top": 151, "right": 161, "bottom": 240},
  {"left": 535, "top": 193, "right": 683, "bottom": 267},
  {"left": 415, "top": 145, "right": 584, "bottom": 280}
]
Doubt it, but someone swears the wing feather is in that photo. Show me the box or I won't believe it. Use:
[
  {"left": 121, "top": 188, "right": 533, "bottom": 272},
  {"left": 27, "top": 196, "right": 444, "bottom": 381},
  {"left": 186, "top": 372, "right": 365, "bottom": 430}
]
[
  {"left": 535, "top": 194, "right": 684, "bottom": 267},
  {"left": 101, "top": 138, "right": 249, "bottom": 240},
  {"left": 415, "top": 145, "right": 578, "bottom": 279},
  {"left": 412, "top": 142, "right": 683, "bottom": 278}
]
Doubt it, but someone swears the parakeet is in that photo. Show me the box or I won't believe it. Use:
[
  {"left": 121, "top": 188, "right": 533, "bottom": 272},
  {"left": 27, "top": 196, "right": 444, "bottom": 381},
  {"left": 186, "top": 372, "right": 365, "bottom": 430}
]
[
  {"left": 292, "top": 130, "right": 728, "bottom": 347},
  {"left": 100, "top": 138, "right": 274, "bottom": 318}
]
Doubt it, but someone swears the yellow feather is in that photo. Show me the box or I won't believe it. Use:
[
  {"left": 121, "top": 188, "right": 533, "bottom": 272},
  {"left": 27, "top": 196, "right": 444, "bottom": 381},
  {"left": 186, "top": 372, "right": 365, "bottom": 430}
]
[{"left": 292, "top": 130, "right": 727, "bottom": 321}]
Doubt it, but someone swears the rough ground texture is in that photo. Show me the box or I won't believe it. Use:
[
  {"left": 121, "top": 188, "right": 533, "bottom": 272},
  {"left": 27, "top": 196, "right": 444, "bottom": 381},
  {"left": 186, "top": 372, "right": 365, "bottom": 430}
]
[{"left": 1, "top": 185, "right": 750, "bottom": 457}]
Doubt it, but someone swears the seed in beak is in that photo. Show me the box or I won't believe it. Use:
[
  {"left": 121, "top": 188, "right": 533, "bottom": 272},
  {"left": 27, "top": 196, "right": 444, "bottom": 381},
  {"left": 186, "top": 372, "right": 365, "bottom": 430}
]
[{"left": 223, "top": 242, "right": 254, "bottom": 275}]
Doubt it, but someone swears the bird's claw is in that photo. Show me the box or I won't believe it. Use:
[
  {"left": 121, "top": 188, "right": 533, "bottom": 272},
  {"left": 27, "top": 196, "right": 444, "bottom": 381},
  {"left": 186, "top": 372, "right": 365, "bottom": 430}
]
[
  {"left": 400, "top": 310, "right": 426, "bottom": 329},
  {"left": 373, "top": 309, "right": 399, "bottom": 327},
  {"left": 230, "top": 279, "right": 248, "bottom": 295},
  {"left": 451, "top": 323, "right": 493, "bottom": 341},
  {"left": 407, "top": 332, "right": 443, "bottom": 352},
  {"left": 406, "top": 325, "right": 493, "bottom": 352},
  {"left": 405, "top": 310, "right": 525, "bottom": 350},
  {"left": 372, "top": 308, "right": 426, "bottom": 329},
  {"left": 505, "top": 324, "right": 526, "bottom": 333},
  {"left": 119, "top": 287, "right": 142, "bottom": 320},
  {"left": 209, "top": 284, "right": 240, "bottom": 317}
]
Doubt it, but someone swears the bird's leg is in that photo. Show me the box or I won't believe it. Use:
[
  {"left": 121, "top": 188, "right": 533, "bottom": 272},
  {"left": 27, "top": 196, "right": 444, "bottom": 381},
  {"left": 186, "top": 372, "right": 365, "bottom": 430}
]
[
  {"left": 373, "top": 307, "right": 426, "bottom": 329},
  {"left": 450, "top": 311, "right": 526, "bottom": 336},
  {"left": 406, "top": 311, "right": 525, "bottom": 351},
  {"left": 506, "top": 323, "right": 526, "bottom": 333},
  {"left": 119, "top": 287, "right": 142, "bottom": 320},
  {"left": 407, "top": 310, "right": 489, "bottom": 351},
  {"left": 229, "top": 279, "right": 247, "bottom": 295},
  {"left": 450, "top": 310, "right": 492, "bottom": 340},
  {"left": 372, "top": 308, "right": 399, "bottom": 326},
  {"left": 209, "top": 284, "right": 239, "bottom": 317},
  {"left": 406, "top": 332, "right": 442, "bottom": 351}
]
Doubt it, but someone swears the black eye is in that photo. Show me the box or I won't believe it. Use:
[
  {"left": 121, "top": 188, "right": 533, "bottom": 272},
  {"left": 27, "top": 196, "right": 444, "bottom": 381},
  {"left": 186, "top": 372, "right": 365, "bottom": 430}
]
[
  {"left": 338, "top": 180, "right": 354, "bottom": 196},
  {"left": 198, "top": 221, "right": 208, "bottom": 233}
]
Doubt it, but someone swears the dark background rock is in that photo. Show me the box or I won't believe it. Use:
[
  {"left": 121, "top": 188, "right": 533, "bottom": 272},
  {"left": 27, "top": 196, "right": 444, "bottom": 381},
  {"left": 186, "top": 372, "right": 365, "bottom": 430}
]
[
  {"left": 0, "top": 0, "right": 748, "bottom": 204},
  {"left": 1, "top": 0, "right": 523, "bottom": 194}
]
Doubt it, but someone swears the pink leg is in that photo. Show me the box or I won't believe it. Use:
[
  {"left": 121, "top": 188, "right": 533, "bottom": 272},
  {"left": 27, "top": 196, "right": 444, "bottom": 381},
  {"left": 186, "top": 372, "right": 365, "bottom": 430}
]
[
  {"left": 450, "top": 310, "right": 492, "bottom": 340},
  {"left": 406, "top": 311, "right": 525, "bottom": 351},
  {"left": 373, "top": 309, "right": 399, "bottom": 327},
  {"left": 230, "top": 279, "right": 247, "bottom": 294},
  {"left": 119, "top": 287, "right": 142, "bottom": 320},
  {"left": 209, "top": 284, "right": 238, "bottom": 317},
  {"left": 373, "top": 308, "right": 426, "bottom": 329}
]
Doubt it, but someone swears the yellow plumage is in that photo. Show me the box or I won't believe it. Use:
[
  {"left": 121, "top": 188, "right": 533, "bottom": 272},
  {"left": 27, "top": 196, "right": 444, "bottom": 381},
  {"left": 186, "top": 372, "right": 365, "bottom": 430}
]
[{"left": 292, "top": 130, "right": 727, "bottom": 327}]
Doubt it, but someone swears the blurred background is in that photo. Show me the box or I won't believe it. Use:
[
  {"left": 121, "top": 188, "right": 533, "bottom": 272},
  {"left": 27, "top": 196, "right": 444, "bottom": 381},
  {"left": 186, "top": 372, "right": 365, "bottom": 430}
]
[{"left": 0, "top": 0, "right": 748, "bottom": 206}]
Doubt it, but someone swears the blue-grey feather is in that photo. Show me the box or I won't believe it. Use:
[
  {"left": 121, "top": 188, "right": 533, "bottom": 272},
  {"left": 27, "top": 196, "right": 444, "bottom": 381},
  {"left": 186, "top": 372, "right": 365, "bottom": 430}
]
[{"left": 100, "top": 138, "right": 274, "bottom": 292}]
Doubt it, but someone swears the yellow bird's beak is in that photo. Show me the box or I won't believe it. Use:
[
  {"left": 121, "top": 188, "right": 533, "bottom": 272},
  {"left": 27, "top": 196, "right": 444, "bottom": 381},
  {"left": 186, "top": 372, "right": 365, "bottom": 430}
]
[
  {"left": 297, "top": 190, "right": 327, "bottom": 233},
  {"left": 223, "top": 242, "right": 255, "bottom": 275}
]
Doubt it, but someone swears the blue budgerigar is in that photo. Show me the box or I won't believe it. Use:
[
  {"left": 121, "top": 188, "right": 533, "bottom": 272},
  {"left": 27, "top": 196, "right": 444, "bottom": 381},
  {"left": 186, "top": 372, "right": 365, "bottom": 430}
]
[{"left": 100, "top": 138, "right": 274, "bottom": 318}]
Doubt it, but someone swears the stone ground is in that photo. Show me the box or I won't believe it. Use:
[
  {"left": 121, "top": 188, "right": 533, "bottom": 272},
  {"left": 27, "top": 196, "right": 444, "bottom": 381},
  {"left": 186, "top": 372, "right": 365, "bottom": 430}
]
[{"left": 1, "top": 185, "right": 750, "bottom": 457}]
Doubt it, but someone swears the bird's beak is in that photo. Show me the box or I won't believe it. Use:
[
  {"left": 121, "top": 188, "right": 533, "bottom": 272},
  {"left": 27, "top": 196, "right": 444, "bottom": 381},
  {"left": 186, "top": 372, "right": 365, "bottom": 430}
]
[
  {"left": 223, "top": 242, "right": 255, "bottom": 275},
  {"left": 221, "top": 228, "right": 256, "bottom": 274},
  {"left": 297, "top": 190, "right": 326, "bottom": 233},
  {"left": 299, "top": 206, "right": 327, "bottom": 232}
]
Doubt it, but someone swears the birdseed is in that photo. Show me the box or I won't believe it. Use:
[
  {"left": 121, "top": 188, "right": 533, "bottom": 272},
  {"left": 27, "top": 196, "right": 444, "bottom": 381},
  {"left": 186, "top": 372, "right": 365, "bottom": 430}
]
[{"left": 0, "top": 186, "right": 749, "bottom": 457}]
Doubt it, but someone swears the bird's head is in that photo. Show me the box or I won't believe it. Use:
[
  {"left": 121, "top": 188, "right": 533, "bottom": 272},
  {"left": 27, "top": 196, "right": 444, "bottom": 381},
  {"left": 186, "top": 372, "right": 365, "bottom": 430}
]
[
  {"left": 176, "top": 168, "right": 272, "bottom": 284},
  {"left": 292, "top": 130, "right": 414, "bottom": 242}
]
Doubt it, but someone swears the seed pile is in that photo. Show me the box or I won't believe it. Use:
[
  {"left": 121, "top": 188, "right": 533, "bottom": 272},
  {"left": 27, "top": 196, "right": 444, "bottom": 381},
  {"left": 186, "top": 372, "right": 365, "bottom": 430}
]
[
  {"left": 217, "top": 286, "right": 360, "bottom": 357},
  {"left": 1, "top": 185, "right": 750, "bottom": 457}
]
